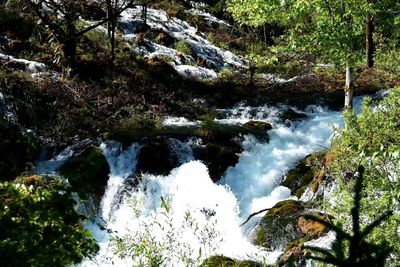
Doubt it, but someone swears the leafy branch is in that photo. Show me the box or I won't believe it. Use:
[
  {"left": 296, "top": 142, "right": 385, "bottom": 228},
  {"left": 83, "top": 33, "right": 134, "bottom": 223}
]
[{"left": 304, "top": 166, "right": 393, "bottom": 267}]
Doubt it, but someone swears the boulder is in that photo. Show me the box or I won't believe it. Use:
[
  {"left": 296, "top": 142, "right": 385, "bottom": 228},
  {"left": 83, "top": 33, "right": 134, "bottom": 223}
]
[
  {"left": 200, "top": 256, "right": 261, "bottom": 267},
  {"left": 155, "top": 31, "right": 175, "bottom": 46},
  {"left": 244, "top": 120, "right": 273, "bottom": 131},
  {"left": 194, "top": 142, "right": 241, "bottom": 182},
  {"left": 297, "top": 213, "right": 329, "bottom": 239},
  {"left": 276, "top": 242, "right": 308, "bottom": 267},
  {"left": 7, "top": 40, "right": 25, "bottom": 53},
  {"left": 282, "top": 156, "right": 314, "bottom": 198},
  {"left": 282, "top": 151, "right": 328, "bottom": 198},
  {"left": 136, "top": 138, "right": 178, "bottom": 175},
  {"left": 281, "top": 109, "right": 307, "bottom": 122},
  {"left": 253, "top": 200, "right": 305, "bottom": 249},
  {"left": 276, "top": 212, "right": 330, "bottom": 266},
  {"left": 60, "top": 145, "right": 110, "bottom": 203}
]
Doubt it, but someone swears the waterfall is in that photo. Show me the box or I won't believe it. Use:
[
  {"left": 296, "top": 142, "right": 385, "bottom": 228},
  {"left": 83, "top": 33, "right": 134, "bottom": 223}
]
[{"left": 79, "top": 96, "right": 367, "bottom": 266}]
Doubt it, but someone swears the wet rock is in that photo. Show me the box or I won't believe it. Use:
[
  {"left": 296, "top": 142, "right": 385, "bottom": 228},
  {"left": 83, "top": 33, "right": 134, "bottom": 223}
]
[
  {"left": 275, "top": 212, "right": 330, "bottom": 266},
  {"left": 282, "top": 151, "right": 328, "bottom": 198},
  {"left": 297, "top": 213, "right": 329, "bottom": 239},
  {"left": 196, "top": 56, "right": 207, "bottom": 67},
  {"left": 281, "top": 109, "right": 307, "bottom": 122},
  {"left": 282, "top": 156, "right": 314, "bottom": 198},
  {"left": 136, "top": 138, "right": 179, "bottom": 175},
  {"left": 200, "top": 255, "right": 261, "bottom": 267},
  {"left": 195, "top": 143, "right": 240, "bottom": 182},
  {"left": 0, "top": 118, "right": 38, "bottom": 181},
  {"left": 60, "top": 145, "right": 110, "bottom": 203},
  {"left": 244, "top": 120, "right": 272, "bottom": 131},
  {"left": 155, "top": 31, "right": 175, "bottom": 46},
  {"left": 253, "top": 200, "right": 305, "bottom": 250},
  {"left": 277, "top": 242, "right": 308, "bottom": 267}
]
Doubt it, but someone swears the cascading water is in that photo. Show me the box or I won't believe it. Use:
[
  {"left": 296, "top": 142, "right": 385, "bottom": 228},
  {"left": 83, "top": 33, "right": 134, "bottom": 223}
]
[
  {"left": 81, "top": 141, "right": 141, "bottom": 266},
  {"left": 78, "top": 97, "right": 366, "bottom": 266}
]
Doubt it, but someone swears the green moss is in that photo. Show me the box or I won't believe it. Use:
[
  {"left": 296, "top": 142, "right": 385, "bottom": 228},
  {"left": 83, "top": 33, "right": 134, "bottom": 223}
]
[
  {"left": 282, "top": 151, "right": 327, "bottom": 197},
  {"left": 295, "top": 185, "right": 307, "bottom": 198},
  {"left": 244, "top": 121, "right": 273, "bottom": 131},
  {"left": 174, "top": 40, "right": 193, "bottom": 55},
  {"left": 254, "top": 200, "right": 304, "bottom": 249},
  {"left": 60, "top": 146, "right": 109, "bottom": 203},
  {"left": 282, "top": 159, "right": 313, "bottom": 196},
  {"left": 200, "top": 255, "right": 262, "bottom": 267},
  {"left": 254, "top": 227, "right": 270, "bottom": 248}
]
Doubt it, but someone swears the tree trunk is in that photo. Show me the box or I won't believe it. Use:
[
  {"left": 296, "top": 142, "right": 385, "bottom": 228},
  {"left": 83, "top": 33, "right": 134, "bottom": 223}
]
[
  {"left": 62, "top": 37, "right": 77, "bottom": 71},
  {"left": 344, "top": 66, "right": 354, "bottom": 108},
  {"left": 366, "top": 15, "right": 374, "bottom": 68},
  {"left": 111, "top": 16, "right": 116, "bottom": 61},
  {"left": 106, "top": 0, "right": 112, "bottom": 38},
  {"left": 142, "top": 2, "right": 147, "bottom": 25}
]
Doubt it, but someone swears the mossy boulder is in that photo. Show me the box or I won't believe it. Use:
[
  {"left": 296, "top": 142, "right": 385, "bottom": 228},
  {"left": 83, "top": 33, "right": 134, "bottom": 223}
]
[
  {"left": 136, "top": 138, "right": 179, "bottom": 175},
  {"left": 282, "top": 151, "right": 328, "bottom": 198},
  {"left": 194, "top": 142, "right": 241, "bottom": 182},
  {"left": 200, "top": 255, "right": 262, "bottom": 267},
  {"left": 281, "top": 109, "right": 307, "bottom": 122},
  {"left": 254, "top": 200, "right": 305, "bottom": 250},
  {"left": 282, "top": 156, "right": 314, "bottom": 198},
  {"left": 0, "top": 118, "right": 38, "bottom": 181},
  {"left": 297, "top": 213, "right": 329, "bottom": 239},
  {"left": 276, "top": 241, "right": 307, "bottom": 267},
  {"left": 60, "top": 145, "right": 109, "bottom": 203},
  {"left": 276, "top": 211, "right": 330, "bottom": 266},
  {"left": 244, "top": 121, "right": 273, "bottom": 131},
  {"left": 155, "top": 31, "right": 175, "bottom": 46}
]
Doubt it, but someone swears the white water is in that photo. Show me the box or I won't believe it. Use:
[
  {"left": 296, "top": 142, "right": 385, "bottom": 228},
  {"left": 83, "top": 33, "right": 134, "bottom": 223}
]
[
  {"left": 36, "top": 146, "right": 74, "bottom": 174},
  {"left": 119, "top": 6, "right": 246, "bottom": 80},
  {"left": 77, "top": 96, "right": 366, "bottom": 266},
  {"left": 0, "top": 52, "right": 46, "bottom": 73},
  {"left": 0, "top": 92, "right": 17, "bottom": 123}
]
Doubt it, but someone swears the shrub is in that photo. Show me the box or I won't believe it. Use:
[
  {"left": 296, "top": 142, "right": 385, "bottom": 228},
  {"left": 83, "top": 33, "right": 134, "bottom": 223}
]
[
  {"left": 305, "top": 166, "right": 393, "bottom": 267},
  {"left": 0, "top": 175, "right": 99, "bottom": 266},
  {"left": 174, "top": 40, "right": 193, "bottom": 56},
  {"left": 324, "top": 87, "right": 400, "bottom": 265}
]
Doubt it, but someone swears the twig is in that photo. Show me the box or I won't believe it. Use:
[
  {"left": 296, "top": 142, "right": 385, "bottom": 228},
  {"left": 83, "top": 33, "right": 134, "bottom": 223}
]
[{"left": 240, "top": 208, "right": 271, "bottom": 226}]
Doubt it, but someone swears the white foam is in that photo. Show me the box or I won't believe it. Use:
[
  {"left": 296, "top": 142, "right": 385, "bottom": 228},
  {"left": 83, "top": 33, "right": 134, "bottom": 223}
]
[
  {"left": 0, "top": 52, "right": 46, "bottom": 73},
  {"left": 162, "top": 116, "right": 199, "bottom": 126}
]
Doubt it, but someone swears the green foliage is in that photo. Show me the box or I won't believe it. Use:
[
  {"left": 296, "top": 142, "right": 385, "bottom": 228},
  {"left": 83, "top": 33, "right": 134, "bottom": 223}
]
[
  {"left": 227, "top": 0, "right": 399, "bottom": 69},
  {"left": 174, "top": 40, "right": 194, "bottom": 55},
  {"left": 78, "top": 21, "right": 110, "bottom": 59},
  {"left": 0, "top": 175, "right": 99, "bottom": 266},
  {"left": 219, "top": 68, "right": 235, "bottom": 82},
  {"left": 111, "top": 196, "right": 221, "bottom": 266},
  {"left": 305, "top": 166, "right": 393, "bottom": 266},
  {"left": 200, "top": 255, "right": 262, "bottom": 267},
  {"left": 324, "top": 87, "right": 400, "bottom": 265},
  {"left": 375, "top": 39, "right": 400, "bottom": 76},
  {"left": 199, "top": 112, "right": 218, "bottom": 131},
  {"left": 119, "top": 109, "right": 162, "bottom": 131}
]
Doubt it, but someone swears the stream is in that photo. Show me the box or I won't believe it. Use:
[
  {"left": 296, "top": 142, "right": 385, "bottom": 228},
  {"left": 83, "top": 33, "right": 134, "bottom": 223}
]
[{"left": 37, "top": 97, "right": 364, "bottom": 266}]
